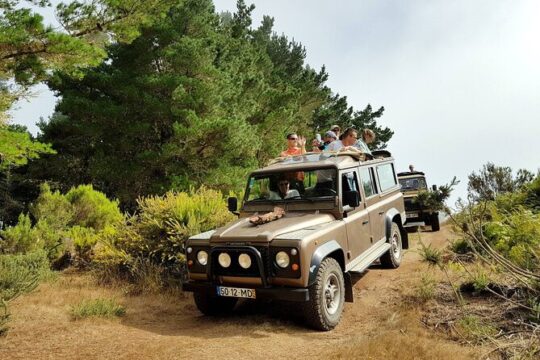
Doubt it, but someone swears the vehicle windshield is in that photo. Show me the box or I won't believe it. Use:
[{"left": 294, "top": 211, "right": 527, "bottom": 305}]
[
  {"left": 245, "top": 168, "right": 337, "bottom": 203},
  {"left": 399, "top": 176, "right": 427, "bottom": 191}
]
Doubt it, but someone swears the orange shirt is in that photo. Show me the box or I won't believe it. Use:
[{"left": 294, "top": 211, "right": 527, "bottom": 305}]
[
  {"left": 280, "top": 147, "right": 302, "bottom": 157},
  {"left": 279, "top": 148, "right": 304, "bottom": 181}
]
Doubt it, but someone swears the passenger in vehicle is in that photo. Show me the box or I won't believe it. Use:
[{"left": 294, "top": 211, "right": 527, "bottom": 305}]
[
  {"left": 280, "top": 133, "right": 306, "bottom": 157},
  {"left": 312, "top": 130, "right": 338, "bottom": 152},
  {"left": 354, "top": 128, "right": 376, "bottom": 155},
  {"left": 268, "top": 178, "right": 301, "bottom": 200},
  {"left": 330, "top": 125, "right": 341, "bottom": 139},
  {"left": 326, "top": 128, "right": 361, "bottom": 152}
]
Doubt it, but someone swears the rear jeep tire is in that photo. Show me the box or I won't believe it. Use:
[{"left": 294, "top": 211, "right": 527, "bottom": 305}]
[
  {"left": 303, "top": 257, "right": 345, "bottom": 331},
  {"left": 431, "top": 213, "right": 440, "bottom": 232},
  {"left": 380, "top": 222, "right": 403, "bottom": 269},
  {"left": 193, "top": 292, "right": 237, "bottom": 316}
]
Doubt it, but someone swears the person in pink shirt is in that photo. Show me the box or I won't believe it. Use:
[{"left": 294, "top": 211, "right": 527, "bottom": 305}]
[{"left": 280, "top": 133, "right": 306, "bottom": 157}]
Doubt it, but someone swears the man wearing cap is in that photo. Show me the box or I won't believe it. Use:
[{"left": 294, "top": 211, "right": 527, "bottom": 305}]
[{"left": 312, "top": 130, "right": 338, "bottom": 152}]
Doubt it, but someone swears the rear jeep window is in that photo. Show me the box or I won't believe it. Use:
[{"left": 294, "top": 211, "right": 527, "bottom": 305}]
[{"left": 376, "top": 163, "right": 397, "bottom": 192}]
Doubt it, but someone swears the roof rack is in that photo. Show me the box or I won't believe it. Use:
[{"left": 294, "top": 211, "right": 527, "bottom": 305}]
[{"left": 397, "top": 171, "right": 425, "bottom": 176}]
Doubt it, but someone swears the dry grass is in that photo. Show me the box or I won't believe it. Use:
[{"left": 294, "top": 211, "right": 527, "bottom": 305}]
[
  {"left": 323, "top": 311, "right": 478, "bottom": 360},
  {"left": 0, "top": 226, "right": 489, "bottom": 360}
]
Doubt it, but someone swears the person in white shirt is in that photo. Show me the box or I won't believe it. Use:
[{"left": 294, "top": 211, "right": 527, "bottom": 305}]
[
  {"left": 326, "top": 128, "right": 361, "bottom": 152},
  {"left": 268, "top": 178, "right": 300, "bottom": 200}
]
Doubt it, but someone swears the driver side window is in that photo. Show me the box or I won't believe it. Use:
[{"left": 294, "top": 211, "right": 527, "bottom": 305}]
[{"left": 342, "top": 171, "right": 360, "bottom": 199}]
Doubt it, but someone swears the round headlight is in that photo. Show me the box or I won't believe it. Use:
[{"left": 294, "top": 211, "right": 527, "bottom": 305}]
[
  {"left": 238, "top": 253, "right": 252, "bottom": 269},
  {"left": 218, "top": 253, "right": 231, "bottom": 268},
  {"left": 197, "top": 250, "right": 208, "bottom": 266},
  {"left": 276, "top": 251, "right": 290, "bottom": 268}
]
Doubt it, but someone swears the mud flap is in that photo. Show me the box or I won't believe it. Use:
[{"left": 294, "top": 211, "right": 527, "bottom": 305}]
[{"left": 344, "top": 272, "right": 354, "bottom": 303}]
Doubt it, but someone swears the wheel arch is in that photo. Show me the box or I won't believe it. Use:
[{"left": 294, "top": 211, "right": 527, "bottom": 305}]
[
  {"left": 308, "top": 240, "right": 353, "bottom": 303},
  {"left": 308, "top": 240, "right": 344, "bottom": 286}
]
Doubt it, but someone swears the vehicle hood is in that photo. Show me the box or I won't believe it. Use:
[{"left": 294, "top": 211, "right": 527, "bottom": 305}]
[{"left": 210, "top": 212, "right": 336, "bottom": 243}]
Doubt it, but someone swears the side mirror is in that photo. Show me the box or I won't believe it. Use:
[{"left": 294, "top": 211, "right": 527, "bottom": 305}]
[
  {"left": 432, "top": 184, "right": 437, "bottom": 191},
  {"left": 343, "top": 191, "right": 360, "bottom": 208},
  {"left": 227, "top": 197, "right": 238, "bottom": 212}
]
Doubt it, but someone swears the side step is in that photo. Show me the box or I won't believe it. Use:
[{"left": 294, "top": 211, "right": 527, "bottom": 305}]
[{"left": 347, "top": 241, "right": 391, "bottom": 273}]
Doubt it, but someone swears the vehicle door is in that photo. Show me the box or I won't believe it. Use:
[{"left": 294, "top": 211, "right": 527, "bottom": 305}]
[
  {"left": 371, "top": 162, "right": 399, "bottom": 242},
  {"left": 341, "top": 169, "right": 372, "bottom": 260},
  {"left": 359, "top": 166, "right": 385, "bottom": 244}
]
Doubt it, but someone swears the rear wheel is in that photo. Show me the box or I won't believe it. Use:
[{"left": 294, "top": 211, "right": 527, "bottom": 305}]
[
  {"left": 303, "top": 257, "right": 345, "bottom": 331},
  {"left": 380, "top": 222, "right": 403, "bottom": 268},
  {"left": 193, "top": 292, "right": 237, "bottom": 316}
]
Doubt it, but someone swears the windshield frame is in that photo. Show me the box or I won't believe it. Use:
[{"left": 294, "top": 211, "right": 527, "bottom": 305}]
[{"left": 242, "top": 167, "right": 339, "bottom": 207}]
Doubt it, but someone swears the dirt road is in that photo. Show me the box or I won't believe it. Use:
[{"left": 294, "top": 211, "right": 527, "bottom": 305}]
[{"left": 1, "top": 226, "right": 479, "bottom": 359}]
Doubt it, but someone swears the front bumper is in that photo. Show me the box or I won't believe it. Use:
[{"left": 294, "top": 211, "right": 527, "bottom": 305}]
[{"left": 182, "top": 281, "right": 310, "bottom": 302}]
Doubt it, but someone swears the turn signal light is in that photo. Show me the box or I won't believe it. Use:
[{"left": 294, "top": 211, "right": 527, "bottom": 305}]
[
  {"left": 291, "top": 263, "right": 299, "bottom": 271},
  {"left": 187, "top": 260, "right": 193, "bottom": 267}
]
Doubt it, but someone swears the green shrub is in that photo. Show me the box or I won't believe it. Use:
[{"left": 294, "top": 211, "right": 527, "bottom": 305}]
[
  {"left": 449, "top": 238, "right": 472, "bottom": 255},
  {"left": 415, "top": 274, "right": 436, "bottom": 302},
  {"left": 0, "top": 250, "right": 52, "bottom": 335},
  {"left": 456, "top": 315, "right": 497, "bottom": 343},
  {"left": 93, "top": 187, "right": 234, "bottom": 281},
  {"left": 31, "top": 183, "right": 73, "bottom": 231},
  {"left": 67, "top": 226, "right": 99, "bottom": 265},
  {"left": 70, "top": 298, "right": 126, "bottom": 319},
  {"left": 0, "top": 213, "right": 35, "bottom": 254},
  {"left": 484, "top": 209, "right": 540, "bottom": 271},
  {"left": 65, "top": 185, "right": 123, "bottom": 230}
]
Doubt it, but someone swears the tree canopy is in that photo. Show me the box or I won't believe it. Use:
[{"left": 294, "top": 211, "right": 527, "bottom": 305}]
[{"left": 3, "top": 0, "right": 395, "bottom": 213}]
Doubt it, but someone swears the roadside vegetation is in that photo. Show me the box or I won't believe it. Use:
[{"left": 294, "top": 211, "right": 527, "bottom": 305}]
[{"left": 414, "top": 163, "right": 540, "bottom": 359}]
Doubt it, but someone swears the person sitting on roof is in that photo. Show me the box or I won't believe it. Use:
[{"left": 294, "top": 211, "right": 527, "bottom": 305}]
[
  {"left": 280, "top": 132, "right": 306, "bottom": 157},
  {"left": 312, "top": 130, "right": 338, "bottom": 152},
  {"left": 330, "top": 125, "right": 341, "bottom": 139},
  {"left": 354, "top": 128, "right": 376, "bottom": 155},
  {"left": 325, "top": 128, "right": 362, "bottom": 153},
  {"left": 268, "top": 177, "right": 300, "bottom": 200}
]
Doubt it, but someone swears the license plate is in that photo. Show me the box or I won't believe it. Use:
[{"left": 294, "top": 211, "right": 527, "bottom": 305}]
[
  {"left": 217, "top": 286, "right": 256, "bottom": 299},
  {"left": 406, "top": 212, "right": 418, "bottom": 218}
]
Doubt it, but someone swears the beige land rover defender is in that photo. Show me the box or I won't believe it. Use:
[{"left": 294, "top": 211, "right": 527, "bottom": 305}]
[{"left": 183, "top": 151, "right": 408, "bottom": 330}]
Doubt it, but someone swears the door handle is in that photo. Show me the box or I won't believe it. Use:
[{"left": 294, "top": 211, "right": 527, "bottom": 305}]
[
  {"left": 362, "top": 220, "right": 369, "bottom": 225},
  {"left": 378, "top": 211, "right": 384, "bottom": 216}
]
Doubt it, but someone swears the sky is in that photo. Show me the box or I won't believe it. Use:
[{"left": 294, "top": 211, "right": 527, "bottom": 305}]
[{"left": 9, "top": 0, "right": 540, "bottom": 207}]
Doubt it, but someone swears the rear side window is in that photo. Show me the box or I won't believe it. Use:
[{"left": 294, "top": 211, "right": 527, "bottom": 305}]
[
  {"left": 359, "top": 167, "right": 376, "bottom": 197},
  {"left": 376, "top": 163, "right": 397, "bottom": 192}
]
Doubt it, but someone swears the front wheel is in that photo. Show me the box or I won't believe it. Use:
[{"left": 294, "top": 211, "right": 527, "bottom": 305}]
[
  {"left": 193, "top": 292, "right": 237, "bottom": 316},
  {"left": 431, "top": 213, "right": 440, "bottom": 232},
  {"left": 380, "top": 222, "right": 403, "bottom": 268},
  {"left": 303, "top": 257, "right": 345, "bottom": 331}
]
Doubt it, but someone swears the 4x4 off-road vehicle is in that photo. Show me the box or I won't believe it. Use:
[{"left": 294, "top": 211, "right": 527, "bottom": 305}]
[
  {"left": 397, "top": 170, "right": 440, "bottom": 231},
  {"left": 183, "top": 151, "right": 408, "bottom": 330}
]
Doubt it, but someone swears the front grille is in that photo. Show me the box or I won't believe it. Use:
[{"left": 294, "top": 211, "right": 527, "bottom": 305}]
[
  {"left": 404, "top": 198, "right": 422, "bottom": 211},
  {"left": 211, "top": 246, "right": 270, "bottom": 278}
]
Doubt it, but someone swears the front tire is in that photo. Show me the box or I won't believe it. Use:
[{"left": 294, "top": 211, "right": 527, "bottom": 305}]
[
  {"left": 193, "top": 292, "right": 237, "bottom": 316},
  {"left": 303, "top": 257, "right": 345, "bottom": 331},
  {"left": 380, "top": 222, "right": 403, "bottom": 268},
  {"left": 431, "top": 213, "right": 440, "bottom": 232}
]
